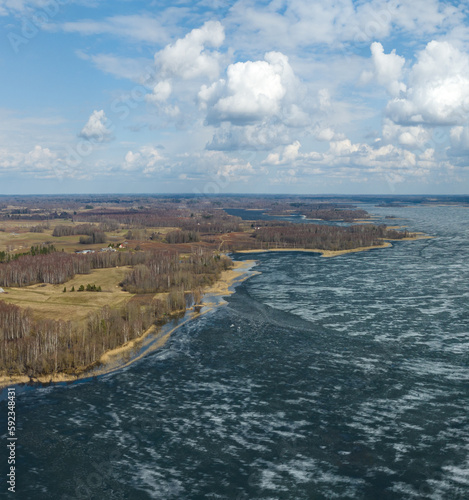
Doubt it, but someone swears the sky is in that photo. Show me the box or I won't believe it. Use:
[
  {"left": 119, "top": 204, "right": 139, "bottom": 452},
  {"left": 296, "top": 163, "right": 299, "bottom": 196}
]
[{"left": 1, "top": 0, "right": 469, "bottom": 195}]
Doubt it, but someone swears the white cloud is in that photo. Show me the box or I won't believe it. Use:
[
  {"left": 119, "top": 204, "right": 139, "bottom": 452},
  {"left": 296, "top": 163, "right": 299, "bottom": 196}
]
[
  {"left": 317, "top": 88, "right": 332, "bottom": 111},
  {"left": 263, "top": 141, "right": 323, "bottom": 166},
  {"left": 206, "top": 122, "right": 292, "bottom": 151},
  {"left": 449, "top": 126, "right": 469, "bottom": 153},
  {"left": 0, "top": 145, "right": 57, "bottom": 176},
  {"left": 361, "top": 42, "right": 406, "bottom": 97},
  {"left": 123, "top": 146, "right": 165, "bottom": 175},
  {"left": 388, "top": 0, "right": 462, "bottom": 36},
  {"left": 60, "top": 15, "right": 168, "bottom": 44},
  {"left": 0, "top": 0, "right": 55, "bottom": 16},
  {"left": 226, "top": 0, "right": 464, "bottom": 50},
  {"left": 24, "top": 145, "right": 56, "bottom": 169},
  {"left": 79, "top": 110, "right": 113, "bottom": 142},
  {"left": 323, "top": 138, "right": 444, "bottom": 182},
  {"left": 174, "top": 150, "right": 256, "bottom": 184},
  {"left": 261, "top": 136, "right": 445, "bottom": 186},
  {"left": 313, "top": 126, "right": 345, "bottom": 142},
  {"left": 381, "top": 119, "right": 432, "bottom": 149},
  {"left": 156, "top": 21, "right": 225, "bottom": 81},
  {"left": 146, "top": 80, "right": 172, "bottom": 103},
  {"left": 199, "top": 51, "right": 307, "bottom": 150},
  {"left": 386, "top": 41, "right": 469, "bottom": 126},
  {"left": 200, "top": 51, "right": 298, "bottom": 125},
  {"left": 77, "top": 52, "right": 153, "bottom": 82}
]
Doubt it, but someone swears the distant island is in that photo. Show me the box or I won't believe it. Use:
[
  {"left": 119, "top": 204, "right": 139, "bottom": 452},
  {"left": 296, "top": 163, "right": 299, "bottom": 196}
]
[{"left": 0, "top": 194, "right": 434, "bottom": 386}]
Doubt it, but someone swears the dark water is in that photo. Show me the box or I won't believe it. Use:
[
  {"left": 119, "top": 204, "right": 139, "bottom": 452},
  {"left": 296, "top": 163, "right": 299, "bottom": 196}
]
[
  {"left": 223, "top": 208, "right": 351, "bottom": 226},
  {"left": 1, "top": 206, "right": 469, "bottom": 499}
]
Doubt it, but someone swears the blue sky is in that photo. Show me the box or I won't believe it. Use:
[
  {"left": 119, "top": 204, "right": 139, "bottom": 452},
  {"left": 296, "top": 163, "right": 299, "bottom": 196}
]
[{"left": 1, "top": 0, "right": 469, "bottom": 194}]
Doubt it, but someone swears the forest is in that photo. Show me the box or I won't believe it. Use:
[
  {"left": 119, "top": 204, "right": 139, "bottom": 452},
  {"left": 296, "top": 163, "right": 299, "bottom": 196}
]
[
  {"left": 0, "top": 248, "right": 231, "bottom": 376},
  {"left": 218, "top": 223, "right": 411, "bottom": 252},
  {"left": 251, "top": 223, "right": 408, "bottom": 251},
  {"left": 0, "top": 250, "right": 146, "bottom": 287}
]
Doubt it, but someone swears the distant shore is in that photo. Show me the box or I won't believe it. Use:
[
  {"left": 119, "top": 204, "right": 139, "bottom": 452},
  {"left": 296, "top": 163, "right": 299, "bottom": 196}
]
[{"left": 0, "top": 260, "right": 258, "bottom": 390}]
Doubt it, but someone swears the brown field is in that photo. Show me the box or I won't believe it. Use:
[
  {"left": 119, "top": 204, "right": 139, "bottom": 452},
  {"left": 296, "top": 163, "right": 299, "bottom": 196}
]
[
  {"left": 0, "top": 220, "right": 183, "bottom": 254},
  {"left": 0, "top": 266, "right": 134, "bottom": 322}
]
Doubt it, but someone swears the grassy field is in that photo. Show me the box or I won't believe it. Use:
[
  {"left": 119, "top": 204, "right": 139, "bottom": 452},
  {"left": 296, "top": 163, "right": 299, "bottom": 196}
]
[
  {"left": 0, "top": 221, "right": 214, "bottom": 323},
  {"left": 0, "top": 266, "right": 134, "bottom": 322},
  {"left": 0, "top": 222, "right": 128, "bottom": 253},
  {"left": 0, "top": 220, "right": 181, "bottom": 254}
]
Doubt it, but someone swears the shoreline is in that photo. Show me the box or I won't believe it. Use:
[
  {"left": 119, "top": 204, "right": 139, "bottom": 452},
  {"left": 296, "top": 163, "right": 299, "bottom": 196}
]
[
  {"left": 237, "top": 242, "right": 392, "bottom": 257},
  {"left": 236, "top": 233, "right": 432, "bottom": 258},
  {"left": 0, "top": 260, "right": 258, "bottom": 390},
  {"left": 0, "top": 232, "right": 431, "bottom": 390}
]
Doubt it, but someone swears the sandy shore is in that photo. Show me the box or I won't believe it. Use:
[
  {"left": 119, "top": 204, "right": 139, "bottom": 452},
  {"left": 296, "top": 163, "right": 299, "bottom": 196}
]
[
  {"left": 236, "top": 232, "right": 433, "bottom": 258},
  {"left": 0, "top": 260, "right": 258, "bottom": 390},
  {"left": 383, "top": 232, "right": 434, "bottom": 242},
  {"left": 202, "top": 260, "right": 259, "bottom": 296},
  {"left": 237, "top": 242, "right": 393, "bottom": 257}
]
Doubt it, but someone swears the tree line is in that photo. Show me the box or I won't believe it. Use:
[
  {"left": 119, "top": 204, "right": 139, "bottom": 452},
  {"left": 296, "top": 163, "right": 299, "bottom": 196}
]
[
  {"left": 122, "top": 248, "right": 231, "bottom": 294},
  {"left": 0, "top": 297, "right": 186, "bottom": 375},
  {"left": 0, "top": 250, "right": 147, "bottom": 287},
  {"left": 224, "top": 223, "right": 410, "bottom": 252},
  {"left": 0, "top": 244, "right": 57, "bottom": 264},
  {"left": 75, "top": 210, "right": 242, "bottom": 234},
  {"left": 52, "top": 223, "right": 107, "bottom": 244},
  {"left": 303, "top": 208, "right": 370, "bottom": 222}
]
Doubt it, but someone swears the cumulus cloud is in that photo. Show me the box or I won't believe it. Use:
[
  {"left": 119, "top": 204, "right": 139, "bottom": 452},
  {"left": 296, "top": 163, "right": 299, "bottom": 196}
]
[
  {"left": 200, "top": 51, "right": 298, "bottom": 125},
  {"left": 381, "top": 119, "right": 432, "bottom": 149},
  {"left": 156, "top": 21, "right": 225, "bottom": 81},
  {"left": 0, "top": 145, "right": 58, "bottom": 176},
  {"left": 313, "top": 126, "right": 345, "bottom": 142},
  {"left": 199, "top": 51, "right": 307, "bottom": 150},
  {"left": 386, "top": 41, "right": 469, "bottom": 126},
  {"left": 206, "top": 122, "right": 293, "bottom": 151},
  {"left": 79, "top": 110, "right": 113, "bottom": 142},
  {"left": 24, "top": 145, "right": 57, "bottom": 169},
  {"left": 146, "top": 80, "right": 172, "bottom": 103},
  {"left": 260, "top": 136, "right": 445, "bottom": 186},
  {"left": 123, "top": 146, "right": 165, "bottom": 175},
  {"left": 323, "top": 138, "right": 445, "bottom": 184},
  {"left": 361, "top": 42, "right": 406, "bottom": 97},
  {"left": 263, "top": 141, "right": 323, "bottom": 166},
  {"left": 174, "top": 150, "right": 256, "bottom": 184}
]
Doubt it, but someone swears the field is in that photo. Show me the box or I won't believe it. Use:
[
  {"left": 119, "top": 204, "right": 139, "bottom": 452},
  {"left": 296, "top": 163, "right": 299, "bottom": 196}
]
[
  {"left": 0, "top": 217, "right": 222, "bottom": 325},
  {"left": 0, "top": 221, "right": 126, "bottom": 254},
  {"left": 0, "top": 266, "right": 134, "bottom": 322},
  {"left": 0, "top": 220, "right": 181, "bottom": 254}
]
